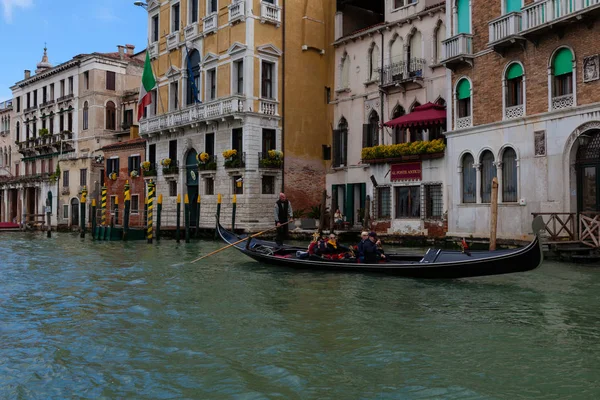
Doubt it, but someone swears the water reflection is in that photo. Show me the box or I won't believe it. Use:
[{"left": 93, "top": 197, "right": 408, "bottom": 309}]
[{"left": 1, "top": 233, "right": 600, "bottom": 399}]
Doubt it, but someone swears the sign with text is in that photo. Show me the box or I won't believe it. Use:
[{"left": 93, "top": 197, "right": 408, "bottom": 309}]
[{"left": 391, "top": 162, "right": 422, "bottom": 181}]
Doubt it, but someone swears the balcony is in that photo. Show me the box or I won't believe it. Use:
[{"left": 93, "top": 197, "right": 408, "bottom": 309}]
[
  {"left": 380, "top": 58, "right": 426, "bottom": 91},
  {"left": 258, "top": 152, "right": 283, "bottom": 169},
  {"left": 224, "top": 152, "right": 246, "bottom": 169},
  {"left": 259, "top": 99, "right": 279, "bottom": 116},
  {"left": 260, "top": 1, "right": 281, "bottom": 27},
  {"left": 198, "top": 155, "right": 217, "bottom": 171},
  {"left": 441, "top": 34, "right": 474, "bottom": 70},
  {"left": 229, "top": 1, "right": 245, "bottom": 23},
  {"left": 149, "top": 42, "right": 159, "bottom": 59},
  {"left": 166, "top": 32, "right": 180, "bottom": 51},
  {"left": 360, "top": 140, "right": 446, "bottom": 165},
  {"left": 488, "top": 12, "right": 525, "bottom": 52},
  {"left": 24, "top": 105, "right": 38, "bottom": 113},
  {"left": 162, "top": 159, "right": 180, "bottom": 175},
  {"left": 552, "top": 94, "right": 574, "bottom": 110},
  {"left": 456, "top": 116, "right": 472, "bottom": 130},
  {"left": 57, "top": 94, "right": 74, "bottom": 104},
  {"left": 40, "top": 99, "right": 55, "bottom": 109},
  {"left": 184, "top": 23, "right": 199, "bottom": 41},
  {"left": 505, "top": 104, "right": 525, "bottom": 119},
  {"left": 142, "top": 163, "right": 157, "bottom": 177},
  {"left": 0, "top": 129, "right": 9, "bottom": 137},
  {"left": 522, "top": 0, "right": 600, "bottom": 40},
  {"left": 203, "top": 13, "right": 218, "bottom": 35}
]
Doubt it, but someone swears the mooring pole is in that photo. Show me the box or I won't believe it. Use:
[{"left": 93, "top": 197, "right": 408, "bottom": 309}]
[
  {"left": 176, "top": 194, "right": 181, "bottom": 243},
  {"left": 147, "top": 180, "right": 155, "bottom": 244},
  {"left": 80, "top": 186, "right": 87, "bottom": 239},
  {"left": 196, "top": 194, "right": 201, "bottom": 238},
  {"left": 156, "top": 194, "right": 162, "bottom": 241},
  {"left": 91, "top": 199, "right": 97, "bottom": 240},
  {"left": 215, "top": 193, "right": 222, "bottom": 239},
  {"left": 185, "top": 194, "right": 190, "bottom": 243},
  {"left": 231, "top": 194, "right": 237, "bottom": 232},
  {"left": 490, "top": 177, "right": 499, "bottom": 251},
  {"left": 114, "top": 195, "right": 119, "bottom": 227},
  {"left": 123, "top": 180, "right": 130, "bottom": 241},
  {"left": 101, "top": 184, "right": 107, "bottom": 226},
  {"left": 46, "top": 192, "right": 52, "bottom": 238}
]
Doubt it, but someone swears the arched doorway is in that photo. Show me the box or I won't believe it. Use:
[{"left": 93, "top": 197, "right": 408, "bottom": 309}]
[
  {"left": 71, "top": 198, "right": 79, "bottom": 227},
  {"left": 185, "top": 149, "right": 199, "bottom": 227},
  {"left": 577, "top": 130, "right": 600, "bottom": 212}
]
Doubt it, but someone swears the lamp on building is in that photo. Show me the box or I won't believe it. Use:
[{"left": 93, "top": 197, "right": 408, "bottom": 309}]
[
  {"left": 133, "top": 1, "right": 148, "bottom": 9},
  {"left": 578, "top": 133, "right": 591, "bottom": 147}
]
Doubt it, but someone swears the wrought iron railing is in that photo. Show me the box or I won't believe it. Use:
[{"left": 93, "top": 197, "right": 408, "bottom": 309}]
[
  {"left": 380, "top": 58, "right": 426, "bottom": 86},
  {"left": 224, "top": 152, "right": 246, "bottom": 169},
  {"left": 198, "top": 155, "right": 217, "bottom": 171},
  {"left": 162, "top": 159, "right": 180, "bottom": 175},
  {"left": 258, "top": 152, "right": 283, "bottom": 169}
]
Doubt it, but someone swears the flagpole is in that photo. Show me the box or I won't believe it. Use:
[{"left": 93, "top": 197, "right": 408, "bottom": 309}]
[{"left": 147, "top": 38, "right": 166, "bottom": 115}]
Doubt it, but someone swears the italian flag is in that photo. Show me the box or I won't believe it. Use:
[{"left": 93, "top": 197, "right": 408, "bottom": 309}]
[{"left": 137, "top": 51, "right": 156, "bottom": 121}]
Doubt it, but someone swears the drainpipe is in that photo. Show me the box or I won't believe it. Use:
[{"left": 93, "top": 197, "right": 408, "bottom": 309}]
[{"left": 281, "top": 3, "right": 286, "bottom": 193}]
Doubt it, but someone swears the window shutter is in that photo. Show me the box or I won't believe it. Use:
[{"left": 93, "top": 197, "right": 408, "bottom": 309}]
[
  {"left": 362, "top": 124, "right": 370, "bottom": 148},
  {"left": 116, "top": 158, "right": 120, "bottom": 174},
  {"left": 128, "top": 156, "right": 133, "bottom": 173},
  {"left": 457, "top": 79, "right": 471, "bottom": 100},
  {"left": 332, "top": 129, "right": 340, "bottom": 167},
  {"left": 553, "top": 48, "right": 573, "bottom": 76}
]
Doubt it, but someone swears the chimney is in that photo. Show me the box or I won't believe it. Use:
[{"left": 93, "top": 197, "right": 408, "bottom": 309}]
[
  {"left": 24, "top": 70, "right": 31, "bottom": 79},
  {"left": 125, "top": 44, "right": 135, "bottom": 56},
  {"left": 117, "top": 45, "right": 125, "bottom": 60}
]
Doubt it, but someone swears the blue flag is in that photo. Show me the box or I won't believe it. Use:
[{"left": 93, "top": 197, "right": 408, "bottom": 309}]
[{"left": 185, "top": 45, "right": 200, "bottom": 104}]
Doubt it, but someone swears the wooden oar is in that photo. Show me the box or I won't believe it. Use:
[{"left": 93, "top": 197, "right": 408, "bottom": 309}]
[{"left": 191, "top": 220, "right": 294, "bottom": 263}]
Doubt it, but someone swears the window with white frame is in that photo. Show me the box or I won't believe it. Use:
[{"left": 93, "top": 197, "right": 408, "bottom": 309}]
[
  {"left": 152, "top": 14, "right": 159, "bottom": 42},
  {"left": 340, "top": 52, "right": 350, "bottom": 89},
  {"left": 233, "top": 59, "right": 244, "bottom": 95},
  {"left": 502, "top": 148, "right": 518, "bottom": 202},
  {"left": 393, "top": 0, "right": 417, "bottom": 9},
  {"left": 171, "top": 2, "right": 180, "bottom": 33},
  {"left": 462, "top": 153, "right": 476, "bottom": 203},
  {"left": 207, "top": 0, "right": 218, "bottom": 14},
  {"left": 206, "top": 68, "right": 216, "bottom": 101},
  {"left": 261, "top": 61, "right": 275, "bottom": 99},
  {"left": 63, "top": 204, "right": 69, "bottom": 220},
  {"left": 187, "top": 50, "right": 201, "bottom": 105},
  {"left": 505, "top": 63, "right": 524, "bottom": 108},
  {"left": 551, "top": 47, "right": 574, "bottom": 102},
  {"left": 262, "top": 175, "right": 275, "bottom": 194},
  {"left": 456, "top": 78, "right": 471, "bottom": 121},
  {"left": 480, "top": 151, "right": 497, "bottom": 203},
  {"left": 189, "top": 0, "right": 198, "bottom": 24},
  {"left": 435, "top": 22, "right": 446, "bottom": 63},
  {"left": 205, "top": 177, "right": 214, "bottom": 195},
  {"left": 368, "top": 43, "right": 380, "bottom": 82}
]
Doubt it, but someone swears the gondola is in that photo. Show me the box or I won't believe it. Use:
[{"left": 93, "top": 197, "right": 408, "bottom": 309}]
[{"left": 216, "top": 217, "right": 545, "bottom": 279}]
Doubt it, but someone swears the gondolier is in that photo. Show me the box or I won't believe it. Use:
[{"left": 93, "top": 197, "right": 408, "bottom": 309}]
[{"left": 274, "top": 192, "right": 293, "bottom": 246}]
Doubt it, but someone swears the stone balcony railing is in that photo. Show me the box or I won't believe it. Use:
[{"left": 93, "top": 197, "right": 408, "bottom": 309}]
[
  {"left": 57, "top": 94, "right": 74, "bottom": 104},
  {"left": 259, "top": 99, "right": 278, "bottom": 116},
  {"left": 229, "top": 1, "right": 245, "bottom": 23},
  {"left": 203, "top": 13, "right": 218, "bottom": 35},
  {"left": 184, "top": 23, "right": 199, "bottom": 41},
  {"left": 522, "top": 0, "right": 600, "bottom": 31},
  {"left": 166, "top": 32, "right": 180, "bottom": 51},
  {"left": 441, "top": 33, "right": 473, "bottom": 69},
  {"left": 24, "top": 105, "right": 38, "bottom": 113},
  {"left": 505, "top": 104, "right": 524, "bottom": 119},
  {"left": 260, "top": 1, "right": 281, "bottom": 26},
  {"left": 488, "top": 12, "right": 522, "bottom": 44},
  {"left": 140, "top": 96, "right": 246, "bottom": 136},
  {"left": 149, "top": 42, "right": 159, "bottom": 59},
  {"left": 456, "top": 116, "right": 473, "bottom": 130},
  {"left": 552, "top": 94, "right": 574, "bottom": 110}
]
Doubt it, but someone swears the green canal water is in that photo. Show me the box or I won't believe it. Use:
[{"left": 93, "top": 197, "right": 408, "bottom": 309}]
[{"left": 1, "top": 232, "right": 600, "bottom": 399}]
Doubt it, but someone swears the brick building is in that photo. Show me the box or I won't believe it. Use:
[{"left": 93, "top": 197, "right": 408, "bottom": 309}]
[
  {"left": 101, "top": 136, "right": 147, "bottom": 227},
  {"left": 442, "top": 0, "right": 600, "bottom": 239}
]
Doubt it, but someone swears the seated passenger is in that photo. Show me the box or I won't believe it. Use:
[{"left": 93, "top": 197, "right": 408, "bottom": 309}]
[
  {"left": 363, "top": 232, "right": 386, "bottom": 263},
  {"left": 357, "top": 231, "right": 369, "bottom": 263},
  {"left": 334, "top": 209, "right": 344, "bottom": 224},
  {"left": 307, "top": 232, "right": 320, "bottom": 255}
]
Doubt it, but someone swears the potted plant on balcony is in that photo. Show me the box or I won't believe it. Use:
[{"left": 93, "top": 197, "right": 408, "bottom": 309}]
[
  {"left": 142, "top": 160, "right": 157, "bottom": 177},
  {"left": 260, "top": 150, "right": 284, "bottom": 168},
  {"left": 197, "top": 152, "right": 210, "bottom": 170},
  {"left": 162, "top": 158, "right": 179, "bottom": 174},
  {"left": 130, "top": 170, "right": 139, "bottom": 178},
  {"left": 223, "top": 149, "right": 240, "bottom": 168},
  {"left": 109, "top": 171, "right": 118, "bottom": 181}
]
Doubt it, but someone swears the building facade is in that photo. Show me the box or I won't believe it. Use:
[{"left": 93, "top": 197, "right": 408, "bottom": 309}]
[
  {"left": 6, "top": 46, "right": 143, "bottom": 228},
  {"left": 139, "top": 0, "right": 335, "bottom": 230},
  {"left": 0, "top": 100, "right": 17, "bottom": 223},
  {"left": 328, "top": 0, "right": 449, "bottom": 236},
  {"left": 442, "top": 0, "right": 600, "bottom": 240}
]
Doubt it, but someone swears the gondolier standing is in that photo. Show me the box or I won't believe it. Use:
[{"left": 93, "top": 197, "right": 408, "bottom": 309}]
[{"left": 275, "top": 192, "right": 293, "bottom": 246}]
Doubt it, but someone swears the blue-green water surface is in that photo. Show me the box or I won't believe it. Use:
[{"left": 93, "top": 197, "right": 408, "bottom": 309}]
[{"left": 1, "top": 232, "right": 599, "bottom": 399}]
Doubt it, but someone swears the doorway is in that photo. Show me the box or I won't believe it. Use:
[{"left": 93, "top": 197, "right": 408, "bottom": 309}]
[
  {"left": 577, "top": 130, "right": 600, "bottom": 212},
  {"left": 71, "top": 198, "right": 79, "bottom": 226},
  {"left": 186, "top": 149, "right": 199, "bottom": 226}
]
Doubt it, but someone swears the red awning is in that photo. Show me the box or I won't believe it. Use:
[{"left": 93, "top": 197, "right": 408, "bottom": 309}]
[{"left": 384, "top": 102, "right": 446, "bottom": 129}]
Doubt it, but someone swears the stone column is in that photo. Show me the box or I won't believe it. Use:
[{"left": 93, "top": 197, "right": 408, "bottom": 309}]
[
  {"left": 474, "top": 163, "right": 482, "bottom": 204},
  {"left": 495, "top": 161, "right": 503, "bottom": 204}
]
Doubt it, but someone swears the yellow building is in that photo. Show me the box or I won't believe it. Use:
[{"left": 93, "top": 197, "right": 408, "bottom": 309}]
[{"left": 139, "top": 0, "right": 335, "bottom": 230}]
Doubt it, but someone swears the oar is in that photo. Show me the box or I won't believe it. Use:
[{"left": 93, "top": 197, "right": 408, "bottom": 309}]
[{"left": 191, "top": 220, "right": 294, "bottom": 263}]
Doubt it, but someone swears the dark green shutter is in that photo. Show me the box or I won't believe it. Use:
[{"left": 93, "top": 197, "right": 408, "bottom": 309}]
[
  {"left": 553, "top": 48, "right": 573, "bottom": 76},
  {"left": 457, "top": 79, "right": 471, "bottom": 100}
]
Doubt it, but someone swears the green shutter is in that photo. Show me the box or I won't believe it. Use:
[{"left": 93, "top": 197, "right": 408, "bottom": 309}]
[
  {"left": 457, "top": 0, "right": 470, "bottom": 34},
  {"left": 553, "top": 48, "right": 573, "bottom": 76},
  {"left": 457, "top": 79, "right": 471, "bottom": 100},
  {"left": 506, "top": 0, "right": 521, "bottom": 13},
  {"left": 506, "top": 63, "right": 523, "bottom": 80},
  {"left": 345, "top": 184, "right": 354, "bottom": 226}
]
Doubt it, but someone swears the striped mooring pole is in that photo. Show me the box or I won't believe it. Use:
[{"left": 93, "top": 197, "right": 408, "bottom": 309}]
[
  {"left": 80, "top": 186, "right": 87, "bottom": 239},
  {"left": 215, "top": 193, "right": 222, "bottom": 239},
  {"left": 176, "top": 194, "right": 181, "bottom": 243},
  {"left": 156, "top": 194, "right": 163, "bottom": 241},
  {"left": 231, "top": 194, "right": 237, "bottom": 232},
  {"left": 123, "top": 180, "right": 131, "bottom": 241},
  {"left": 91, "top": 199, "right": 97, "bottom": 240},
  {"left": 147, "top": 179, "right": 155, "bottom": 244},
  {"left": 184, "top": 194, "right": 190, "bottom": 244},
  {"left": 101, "top": 184, "right": 107, "bottom": 226},
  {"left": 113, "top": 195, "right": 119, "bottom": 227},
  {"left": 195, "top": 194, "right": 201, "bottom": 238}
]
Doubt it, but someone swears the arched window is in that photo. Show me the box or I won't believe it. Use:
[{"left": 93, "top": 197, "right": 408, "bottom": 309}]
[
  {"left": 391, "top": 105, "right": 406, "bottom": 144},
  {"left": 551, "top": 47, "right": 574, "bottom": 109},
  {"left": 15, "top": 122, "right": 19, "bottom": 142},
  {"left": 502, "top": 148, "right": 518, "bottom": 202},
  {"left": 186, "top": 49, "right": 201, "bottom": 105},
  {"left": 435, "top": 22, "right": 446, "bottom": 63},
  {"left": 408, "top": 30, "right": 422, "bottom": 61},
  {"left": 363, "top": 111, "right": 379, "bottom": 148},
  {"left": 388, "top": 35, "right": 404, "bottom": 83},
  {"left": 390, "top": 35, "right": 403, "bottom": 64},
  {"left": 456, "top": 78, "right": 472, "bottom": 128},
  {"left": 333, "top": 117, "right": 348, "bottom": 167},
  {"left": 368, "top": 43, "right": 380, "bottom": 82},
  {"left": 106, "top": 101, "right": 116, "bottom": 130},
  {"left": 340, "top": 52, "right": 350, "bottom": 89},
  {"left": 480, "top": 150, "right": 497, "bottom": 203},
  {"left": 505, "top": 63, "right": 524, "bottom": 110},
  {"left": 83, "top": 101, "right": 89, "bottom": 130}
]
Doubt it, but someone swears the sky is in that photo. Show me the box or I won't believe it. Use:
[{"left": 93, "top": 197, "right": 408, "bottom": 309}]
[{"left": 0, "top": 0, "right": 148, "bottom": 101}]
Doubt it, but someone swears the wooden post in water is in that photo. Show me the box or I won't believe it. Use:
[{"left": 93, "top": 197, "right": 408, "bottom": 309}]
[
  {"left": 231, "top": 194, "right": 237, "bottom": 232},
  {"left": 215, "top": 193, "right": 222, "bottom": 239},
  {"left": 196, "top": 194, "right": 201, "bottom": 238},
  {"left": 46, "top": 191, "right": 52, "bottom": 238},
  {"left": 363, "top": 195, "right": 371, "bottom": 230},
  {"left": 176, "top": 194, "right": 181, "bottom": 243},
  {"left": 80, "top": 186, "right": 87, "bottom": 239},
  {"left": 185, "top": 194, "right": 190, "bottom": 244},
  {"left": 91, "top": 199, "right": 97, "bottom": 240},
  {"left": 490, "top": 177, "right": 499, "bottom": 251},
  {"left": 123, "top": 180, "right": 131, "bottom": 241},
  {"left": 147, "top": 180, "right": 155, "bottom": 244},
  {"left": 101, "top": 184, "right": 107, "bottom": 226},
  {"left": 156, "top": 194, "right": 162, "bottom": 241},
  {"left": 319, "top": 189, "right": 327, "bottom": 234}
]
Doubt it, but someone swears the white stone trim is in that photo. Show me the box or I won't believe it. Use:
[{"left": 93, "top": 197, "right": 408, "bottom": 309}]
[
  {"left": 258, "top": 56, "right": 278, "bottom": 102},
  {"left": 547, "top": 45, "right": 577, "bottom": 112},
  {"left": 453, "top": 75, "right": 473, "bottom": 130},
  {"left": 502, "top": 61, "right": 526, "bottom": 120},
  {"left": 171, "top": 0, "right": 181, "bottom": 33}
]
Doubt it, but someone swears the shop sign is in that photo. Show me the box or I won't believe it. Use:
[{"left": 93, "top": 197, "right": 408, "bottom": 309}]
[{"left": 391, "top": 162, "right": 422, "bottom": 181}]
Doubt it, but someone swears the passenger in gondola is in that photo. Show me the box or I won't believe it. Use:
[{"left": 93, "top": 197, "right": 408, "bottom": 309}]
[
  {"left": 307, "top": 232, "right": 321, "bottom": 255},
  {"left": 363, "top": 232, "right": 386, "bottom": 263},
  {"left": 357, "top": 231, "right": 369, "bottom": 263}
]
